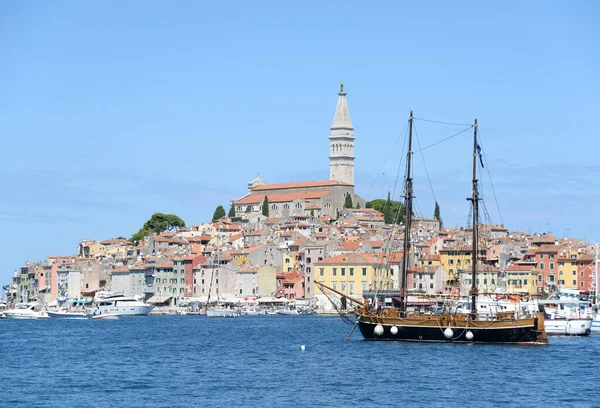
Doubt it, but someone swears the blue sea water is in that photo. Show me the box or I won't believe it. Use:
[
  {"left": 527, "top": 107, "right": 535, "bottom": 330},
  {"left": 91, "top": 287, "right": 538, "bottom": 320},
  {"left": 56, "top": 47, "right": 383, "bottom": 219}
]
[{"left": 1, "top": 316, "right": 598, "bottom": 408}]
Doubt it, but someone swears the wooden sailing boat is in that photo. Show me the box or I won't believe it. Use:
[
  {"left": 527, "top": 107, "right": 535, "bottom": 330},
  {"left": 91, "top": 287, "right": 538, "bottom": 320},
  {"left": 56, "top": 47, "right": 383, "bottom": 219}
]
[{"left": 317, "top": 112, "right": 548, "bottom": 344}]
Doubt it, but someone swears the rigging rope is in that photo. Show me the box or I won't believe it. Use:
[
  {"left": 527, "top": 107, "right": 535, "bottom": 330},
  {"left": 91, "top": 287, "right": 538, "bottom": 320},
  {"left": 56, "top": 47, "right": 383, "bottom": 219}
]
[
  {"left": 414, "top": 126, "right": 472, "bottom": 152},
  {"left": 413, "top": 123, "right": 438, "bottom": 206},
  {"left": 477, "top": 130, "right": 505, "bottom": 226},
  {"left": 413, "top": 117, "right": 473, "bottom": 127}
]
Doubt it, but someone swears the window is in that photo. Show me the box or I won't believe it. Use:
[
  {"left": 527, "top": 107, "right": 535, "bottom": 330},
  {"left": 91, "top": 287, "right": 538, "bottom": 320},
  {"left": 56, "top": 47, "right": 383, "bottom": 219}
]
[
  {"left": 341, "top": 282, "right": 347, "bottom": 292},
  {"left": 332, "top": 282, "right": 337, "bottom": 290},
  {"left": 540, "top": 254, "right": 544, "bottom": 259},
  {"left": 539, "top": 263, "right": 544, "bottom": 270},
  {"left": 349, "top": 268, "right": 354, "bottom": 276},
  {"left": 580, "top": 271, "right": 584, "bottom": 277},
  {"left": 429, "top": 283, "right": 434, "bottom": 289},
  {"left": 341, "top": 268, "right": 346, "bottom": 276},
  {"left": 538, "top": 274, "right": 542, "bottom": 281},
  {"left": 572, "top": 280, "right": 577, "bottom": 285},
  {"left": 549, "top": 254, "right": 554, "bottom": 259},
  {"left": 362, "top": 281, "right": 367, "bottom": 291},
  {"left": 549, "top": 275, "right": 555, "bottom": 282},
  {"left": 483, "top": 279, "right": 487, "bottom": 284},
  {"left": 332, "top": 268, "right": 337, "bottom": 276},
  {"left": 319, "top": 268, "right": 324, "bottom": 276},
  {"left": 559, "top": 270, "right": 564, "bottom": 275},
  {"left": 362, "top": 268, "right": 367, "bottom": 276},
  {"left": 572, "top": 270, "right": 576, "bottom": 276},
  {"left": 491, "top": 279, "right": 495, "bottom": 284},
  {"left": 581, "top": 282, "right": 584, "bottom": 288},
  {"left": 558, "top": 280, "right": 564, "bottom": 285},
  {"left": 550, "top": 263, "right": 554, "bottom": 270},
  {"left": 524, "top": 279, "right": 528, "bottom": 285},
  {"left": 349, "top": 282, "right": 355, "bottom": 293}
]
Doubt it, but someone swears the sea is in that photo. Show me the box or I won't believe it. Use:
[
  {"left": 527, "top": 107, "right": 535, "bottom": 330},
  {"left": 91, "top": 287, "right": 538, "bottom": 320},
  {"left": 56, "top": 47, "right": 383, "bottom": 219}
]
[{"left": 1, "top": 315, "right": 598, "bottom": 408}]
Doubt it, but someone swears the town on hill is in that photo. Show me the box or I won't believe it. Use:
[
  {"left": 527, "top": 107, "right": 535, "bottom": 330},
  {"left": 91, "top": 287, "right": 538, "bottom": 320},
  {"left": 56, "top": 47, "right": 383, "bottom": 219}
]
[{"left": 2, "top": 84, "right": 597, "bottom": 308}]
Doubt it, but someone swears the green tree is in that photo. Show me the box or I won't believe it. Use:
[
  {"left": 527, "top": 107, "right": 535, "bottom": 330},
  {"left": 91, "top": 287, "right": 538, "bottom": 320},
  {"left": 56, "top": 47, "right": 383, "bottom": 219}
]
[
  {"left": 130, "top": 212, "right": 186, "bottom": 242},
  {"left": 366, "top": 193, "right": 408, "bottom": 225},
  {"left": 384, "top": 192, "right": 393, "bottom": 224},
  {"left": 310, "top": 208, "right": 315, "bottom": 217},
  {"left": 262, "top": 196, "right": 269, "bottom": 217},
  {"left": 228, "top": 202, "right": 236, "bottom": 218},
  {"left": 212, "top": 205, "right": 226, "bottom": 221},
  {"left": 344, "top": 194, "right": 353, "bottom": 209},
  {"left": 433, "top": 201, "right": 443, "bottom": 228},
  {"left": 245, "top": 205, "right": 251, "bottom": 213},
  {"left": 354, "top": 202, "right": 361, "bottom": 209}
]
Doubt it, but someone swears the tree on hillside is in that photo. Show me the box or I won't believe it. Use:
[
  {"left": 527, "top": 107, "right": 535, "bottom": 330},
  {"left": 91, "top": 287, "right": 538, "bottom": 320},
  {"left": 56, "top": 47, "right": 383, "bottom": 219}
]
[
  {"left": 344, "top": 194, "right": 353, "bottom": 209},
  {"left": 384, "top": 192, "right": 393, "bottom": 224},
  {"left": 228, "top": 202, "right": 236, "bottom": 218},
  {"left": 212, "top": 205, "right": 226, "bottom": 221},
  {"left": 130, "top": 212, "right": 186, "bottom": 242},
  {"left": 262, "top": 196, "right": 269, "bottom": 217},
  {"left": 366, "top": 193, "right": 408, "bottom": 225},
  {"left": 433, "top": 201, "right": 443, "bottom": 227}
]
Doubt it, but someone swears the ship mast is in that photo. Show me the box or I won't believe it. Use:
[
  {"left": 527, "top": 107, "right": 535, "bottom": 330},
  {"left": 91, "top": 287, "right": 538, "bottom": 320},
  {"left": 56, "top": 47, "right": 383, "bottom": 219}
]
[
  {"left": 595, "top": 243, "right": 599, "bottom": 304},
  {"left": 469, "top": 119, "right": 479, "bottom": 319},
  {"left": 400, "top": 111, "right": 414, "bottom": 314}
]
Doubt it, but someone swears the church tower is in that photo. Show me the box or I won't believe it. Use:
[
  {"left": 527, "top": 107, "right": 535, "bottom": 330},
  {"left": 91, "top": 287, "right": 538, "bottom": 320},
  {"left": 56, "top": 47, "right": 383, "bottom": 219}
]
[{"left": 329, "top": 81, "right": 355, "bottom": 185}]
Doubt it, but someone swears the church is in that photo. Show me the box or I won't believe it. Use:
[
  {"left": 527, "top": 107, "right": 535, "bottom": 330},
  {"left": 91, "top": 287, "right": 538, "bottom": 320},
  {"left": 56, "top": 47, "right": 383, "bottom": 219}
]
[{"left": 233, "top": 83, "right": 364, "bottom": 219}]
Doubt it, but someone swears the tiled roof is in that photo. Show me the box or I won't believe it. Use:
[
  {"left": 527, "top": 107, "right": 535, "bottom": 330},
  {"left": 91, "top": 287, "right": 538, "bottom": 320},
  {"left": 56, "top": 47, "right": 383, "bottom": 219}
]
[
  {"left": 235, "top": 190, "right": 332, "bottom": 205},
  {"left": 251, "top": 180, "right": 352, "bottom": 191}
]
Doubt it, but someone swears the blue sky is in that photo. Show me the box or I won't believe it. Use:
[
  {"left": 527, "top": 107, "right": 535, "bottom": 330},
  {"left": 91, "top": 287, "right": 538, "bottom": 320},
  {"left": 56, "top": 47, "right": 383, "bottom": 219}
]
[{"left": 1, "top": 1, "right": 599, "bottom": 285}]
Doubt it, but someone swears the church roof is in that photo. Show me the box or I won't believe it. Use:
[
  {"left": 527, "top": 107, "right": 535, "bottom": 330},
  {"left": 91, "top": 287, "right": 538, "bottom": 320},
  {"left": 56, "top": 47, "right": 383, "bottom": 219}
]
[
  {"left": 251, "top": 180, "right": 351, "bottom": 191},
  {"left": 331, "top": 83, "right": 353, "bottom": 130},
  {"left": 235, "top": 190, "right": 332, "bottom": 205}
]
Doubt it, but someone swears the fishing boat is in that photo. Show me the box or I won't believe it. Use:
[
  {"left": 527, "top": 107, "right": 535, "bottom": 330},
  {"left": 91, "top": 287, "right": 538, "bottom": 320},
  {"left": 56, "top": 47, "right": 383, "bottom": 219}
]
[{"left": 317, "top": 113, "right": 548, "bottom": 344}]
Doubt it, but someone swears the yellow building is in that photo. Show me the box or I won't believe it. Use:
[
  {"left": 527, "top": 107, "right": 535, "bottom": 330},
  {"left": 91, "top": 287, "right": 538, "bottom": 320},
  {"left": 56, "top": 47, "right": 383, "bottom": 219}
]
[
  {"left": 505, "top": 265, "right": 537, "bottom": 294},
  {"left": 315, "top": 253, "right": 394, "bottom": 297}
]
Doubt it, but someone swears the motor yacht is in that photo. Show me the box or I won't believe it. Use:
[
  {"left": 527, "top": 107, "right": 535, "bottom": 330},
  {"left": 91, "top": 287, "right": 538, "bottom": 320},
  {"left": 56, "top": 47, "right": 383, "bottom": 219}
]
[
  {"left": 4, "top": 303, "right": 49, "bottom": 320},
  {"left": 93, "top": 294, "right": 153, "bottom": 316}
]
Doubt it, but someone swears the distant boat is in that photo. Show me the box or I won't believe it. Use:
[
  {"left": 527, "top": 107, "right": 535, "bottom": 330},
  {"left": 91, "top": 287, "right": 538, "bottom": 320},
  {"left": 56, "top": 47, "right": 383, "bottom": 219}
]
[
  {"left": 94, "top": 294, "right": 153, "bottom": 316},
  {"left": 47, "top": 310, "right": 88, "bottom": 319},
  {"left": 92, "top": 313, "right": 119, "bottom": 320},
  {"left": 4, "top": 303, "right": 49, "bottom": 320},
  {"left": 206, "top": 308, "right": 240, "bottom": 318}
]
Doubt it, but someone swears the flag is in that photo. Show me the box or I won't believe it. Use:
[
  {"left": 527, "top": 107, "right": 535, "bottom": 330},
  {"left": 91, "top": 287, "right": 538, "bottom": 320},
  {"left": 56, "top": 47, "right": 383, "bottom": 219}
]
[{"left": 476, "top": 143, "right": 484, "bottom": 168}]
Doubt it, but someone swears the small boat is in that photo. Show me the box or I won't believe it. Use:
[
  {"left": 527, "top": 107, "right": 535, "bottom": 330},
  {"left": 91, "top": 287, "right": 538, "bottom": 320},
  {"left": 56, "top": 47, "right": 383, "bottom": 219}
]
[
  {"left": 92, "top": 313, "right": 119, "bottom": 320},
  {"left": 47, "top": 309, "right": 88, "bottom": 319},
  {"left": 206, "top": 308, "right": 240, "bottom": 318}
]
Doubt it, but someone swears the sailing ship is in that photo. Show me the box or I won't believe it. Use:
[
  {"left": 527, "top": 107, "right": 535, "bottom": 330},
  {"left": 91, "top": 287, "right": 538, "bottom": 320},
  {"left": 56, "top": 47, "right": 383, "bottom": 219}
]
[{"left": 317, "top": 112, "right": 548, "bottom": 344}]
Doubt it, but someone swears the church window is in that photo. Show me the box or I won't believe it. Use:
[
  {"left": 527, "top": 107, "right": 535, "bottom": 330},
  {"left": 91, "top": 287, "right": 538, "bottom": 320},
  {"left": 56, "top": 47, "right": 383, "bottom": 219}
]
[
  {"left": 271, "top": 204, "right": 276, "bottom": 209},
  {"left": 283, "top": 204, "right": 289, "bottom": 209}
]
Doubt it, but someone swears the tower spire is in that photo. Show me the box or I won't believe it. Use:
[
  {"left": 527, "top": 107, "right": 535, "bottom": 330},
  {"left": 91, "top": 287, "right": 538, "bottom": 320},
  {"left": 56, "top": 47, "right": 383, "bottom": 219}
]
[{"left": 329, "top": 81, "right": 355, "bottom": 185}]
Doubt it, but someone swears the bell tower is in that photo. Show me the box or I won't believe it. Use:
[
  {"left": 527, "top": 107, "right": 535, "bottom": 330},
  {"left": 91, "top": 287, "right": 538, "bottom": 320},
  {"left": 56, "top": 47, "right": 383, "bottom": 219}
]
[{"left": 329, "top": 81, "right": 355, "bottom": 185}]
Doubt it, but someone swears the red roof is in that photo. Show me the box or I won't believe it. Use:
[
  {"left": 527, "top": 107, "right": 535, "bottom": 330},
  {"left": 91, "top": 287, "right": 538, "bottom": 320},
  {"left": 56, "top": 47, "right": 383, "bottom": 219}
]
[{"left": 251, "top": 180, "right": 351, "bottom": 191}]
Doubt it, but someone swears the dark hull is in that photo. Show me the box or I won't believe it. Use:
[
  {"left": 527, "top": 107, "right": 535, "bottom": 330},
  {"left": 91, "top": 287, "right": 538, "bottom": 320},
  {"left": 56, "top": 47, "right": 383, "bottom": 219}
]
[{"left": 357, "top": 318, "right": 546, "bottom": 345}]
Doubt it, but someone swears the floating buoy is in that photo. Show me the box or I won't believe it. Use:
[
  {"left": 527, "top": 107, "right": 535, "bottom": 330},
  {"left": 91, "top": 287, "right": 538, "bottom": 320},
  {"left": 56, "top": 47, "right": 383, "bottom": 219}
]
[
  {"left": 465, "top": 331, "right": 474, "bottom": 340},
  {"left": 444, "top": 327, "right": 454, "bottom": 339},
  {"left": 390, "top": 325, "right": 398, "bottom": 335},
  {"left": 374, "top": 324, "right": 384, "bottom": 336},
  {"left": 300, "top": 345, "right": 305, "bottom": 351}
]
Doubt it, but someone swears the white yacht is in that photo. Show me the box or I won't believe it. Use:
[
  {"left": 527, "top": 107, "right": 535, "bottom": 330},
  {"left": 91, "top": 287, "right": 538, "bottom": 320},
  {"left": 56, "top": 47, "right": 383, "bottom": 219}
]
[
  {"left": 4, "top": 303, "right": 49, "bottom": 320},
  {"left": 93, "top": 294, "right": 154, "bottom": 316}
]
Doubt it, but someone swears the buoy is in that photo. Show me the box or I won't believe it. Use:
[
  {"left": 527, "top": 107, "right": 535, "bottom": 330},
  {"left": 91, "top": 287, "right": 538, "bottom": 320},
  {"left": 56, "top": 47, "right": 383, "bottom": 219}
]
[
  {"left": 300, "top": 345, "right": 305, "bottom": 351},
  {"left": 465, "top": 331, "right": 474, "bottom": 340},
  {"left": 443, "top": 327, "right": 454, "bottom": 339},
  {"left": 390, "top": 325, "right": 398, "bottom": 335},
  {"left": 374, "top": 324, "right": 384, "bottom": 336}
]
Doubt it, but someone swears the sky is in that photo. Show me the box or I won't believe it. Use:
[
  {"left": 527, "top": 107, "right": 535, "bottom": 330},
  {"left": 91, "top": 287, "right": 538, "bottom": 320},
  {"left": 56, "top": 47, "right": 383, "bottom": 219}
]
[{"left": 1, "top": 0, "right": 599, "bottom": 285}]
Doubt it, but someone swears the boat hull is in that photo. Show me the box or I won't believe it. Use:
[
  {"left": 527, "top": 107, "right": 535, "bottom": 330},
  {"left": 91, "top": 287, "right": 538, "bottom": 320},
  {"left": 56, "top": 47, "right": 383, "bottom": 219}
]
[
  {"left": 47, "top": 311, "right": 88, "bottom": 319},
  {"left": 95, "top": 305, "right": 153, "bottom": 316},
  {"left": 544, "top": 318, "right": 592, "bottom": 336},
  {"left": 357, "top": 313, "right": 547, "bottom": 344},
  {"left": 207, "top": 309, "right": 240, "bottom": 318}
]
